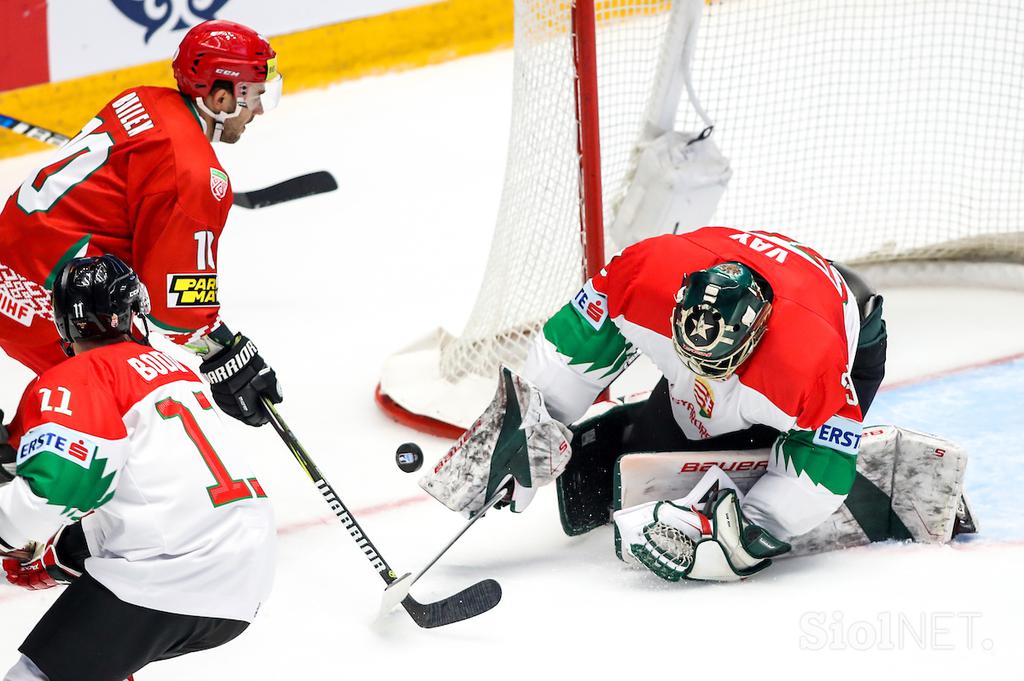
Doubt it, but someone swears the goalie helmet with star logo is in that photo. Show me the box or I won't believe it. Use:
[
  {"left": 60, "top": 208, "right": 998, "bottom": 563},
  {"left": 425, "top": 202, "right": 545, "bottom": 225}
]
[{"left": 671, "top": 261, "right": 772, "bottom": 380}]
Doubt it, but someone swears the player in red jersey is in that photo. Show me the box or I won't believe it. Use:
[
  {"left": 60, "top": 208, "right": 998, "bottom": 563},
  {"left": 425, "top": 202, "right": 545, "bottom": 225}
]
[
  {"left": 0, "top": 255, "right": 274, "bottom": 681},
  {"left": 417, "top": 226, "right": 899, "bottom": 581},
  {"left": 0, "top": 19, "right": 283, "bottom": 427}
]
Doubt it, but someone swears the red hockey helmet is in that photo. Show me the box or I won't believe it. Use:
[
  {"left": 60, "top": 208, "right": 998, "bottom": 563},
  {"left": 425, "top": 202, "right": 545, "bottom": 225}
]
[{"left": 173, "top": 20, "right": 281, "bottom": 113}]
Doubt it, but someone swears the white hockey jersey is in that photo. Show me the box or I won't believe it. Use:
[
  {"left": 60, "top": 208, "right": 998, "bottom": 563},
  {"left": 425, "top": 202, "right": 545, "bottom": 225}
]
[{"left": 0, "top": 341, "right": 275, "bottom": 622}]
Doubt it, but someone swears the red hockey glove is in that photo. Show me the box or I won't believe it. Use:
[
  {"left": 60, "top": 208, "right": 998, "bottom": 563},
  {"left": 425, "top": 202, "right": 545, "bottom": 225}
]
[{"left": 4, "top": 525, "right": 86, "bottom": 591}]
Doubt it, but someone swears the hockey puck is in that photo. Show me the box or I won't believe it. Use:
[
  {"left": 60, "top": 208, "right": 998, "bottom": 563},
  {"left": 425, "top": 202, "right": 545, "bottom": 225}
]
[{"left": 395, "top": 442, "right": 424, "bottom": 473}]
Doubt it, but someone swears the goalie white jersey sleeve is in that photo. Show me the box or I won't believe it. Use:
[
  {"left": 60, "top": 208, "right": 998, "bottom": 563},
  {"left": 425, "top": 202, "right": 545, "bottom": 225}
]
[{"left": 2, "top": 341, "right": 275, "bottom": 623}]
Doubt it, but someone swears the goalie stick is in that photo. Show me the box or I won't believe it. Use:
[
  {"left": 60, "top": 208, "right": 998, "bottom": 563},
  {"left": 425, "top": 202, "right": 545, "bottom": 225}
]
[
  {"left": 261, "top": 399, "right": 502, "bottom": 628},
  {"left": 0, "top": 113, "right": 337, "bottom": 209}
]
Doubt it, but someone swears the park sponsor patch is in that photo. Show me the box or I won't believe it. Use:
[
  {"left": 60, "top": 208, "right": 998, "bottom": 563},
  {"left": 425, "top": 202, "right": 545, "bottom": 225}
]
[
  {"left": 210, "top": 168, "right": 229, "bottom": 201},
  {"left": 572, "top": 280, "right": 608, "bottom": 330},
  {"left": 814, "top": 415, "right": 862, "bottom": 456},
  {"left": 167, "top": 273, "right": 218, "bottom": 307},
  {"left": 17, "top": 422, "right": 99, "bottom": 469}
]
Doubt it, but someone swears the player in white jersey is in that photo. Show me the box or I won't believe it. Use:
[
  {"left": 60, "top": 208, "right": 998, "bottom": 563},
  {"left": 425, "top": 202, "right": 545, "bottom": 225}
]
[{"left": 0, "top": 255, "right": 275, "bottom": 681}]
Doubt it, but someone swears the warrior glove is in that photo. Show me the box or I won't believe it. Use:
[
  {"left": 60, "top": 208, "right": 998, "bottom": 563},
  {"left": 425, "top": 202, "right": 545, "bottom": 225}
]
[
  {"left": 200, "top": 333, "right": 283, "bottom": 427},
  {"left": 3, "top": 524, "right": 89, "bottom": 591}
]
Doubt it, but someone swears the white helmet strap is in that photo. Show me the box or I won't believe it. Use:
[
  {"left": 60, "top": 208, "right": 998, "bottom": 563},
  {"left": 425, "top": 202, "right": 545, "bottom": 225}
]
[{"left": 194, "top": 95, "right": 244, "bottom": 143}]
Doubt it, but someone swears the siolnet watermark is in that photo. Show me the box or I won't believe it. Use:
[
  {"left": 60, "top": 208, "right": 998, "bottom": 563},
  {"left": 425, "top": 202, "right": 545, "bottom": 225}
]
[{"left": 799, "top": 611, "right": 994, "bottom": 651}]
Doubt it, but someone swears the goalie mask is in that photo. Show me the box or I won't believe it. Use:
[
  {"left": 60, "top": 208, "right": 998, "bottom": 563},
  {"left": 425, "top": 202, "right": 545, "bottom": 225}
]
[
  {"left": 671, "top": 262, "right": 772, "bottom": 380},
  {"left": 52, "top": 254, "right": 151, "bottom": 357}
]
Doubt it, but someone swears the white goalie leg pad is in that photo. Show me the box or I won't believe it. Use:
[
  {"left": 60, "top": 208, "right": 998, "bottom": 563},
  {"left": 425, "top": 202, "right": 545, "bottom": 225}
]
[
  {"left": 419, "top": 368, "right": 572, "bottom": 514},
  {"left": 609, "top": 129, "right": 731, "bottom": 249}
]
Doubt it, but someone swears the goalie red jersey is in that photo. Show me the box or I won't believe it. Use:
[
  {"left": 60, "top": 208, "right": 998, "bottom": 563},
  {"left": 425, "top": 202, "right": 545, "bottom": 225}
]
[
  {"left": 523, "top": 227, "right": 867, "bottom": 539},
  {"left": 0, "top": 86, "right": 231, "bottom": 373}
]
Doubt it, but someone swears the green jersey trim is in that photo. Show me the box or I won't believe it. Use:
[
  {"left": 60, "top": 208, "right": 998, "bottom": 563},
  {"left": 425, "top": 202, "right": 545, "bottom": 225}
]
[
  {"left": 773, "top": 429, "right": 857, "bottom": 496},
  {"left": 18, "top": 450, "right": 116, "bottom": 517},
  {"left": 44, "top": 235, "right": 92, "bottom": 290},
  {"left": 544, "top": 303, "right": 632, "bottom": 379}
]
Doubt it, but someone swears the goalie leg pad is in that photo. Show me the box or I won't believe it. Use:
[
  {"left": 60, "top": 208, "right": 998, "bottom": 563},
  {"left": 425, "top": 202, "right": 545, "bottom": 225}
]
[{"left": 419, "top": 368, "right": 572, "bottom": 514}]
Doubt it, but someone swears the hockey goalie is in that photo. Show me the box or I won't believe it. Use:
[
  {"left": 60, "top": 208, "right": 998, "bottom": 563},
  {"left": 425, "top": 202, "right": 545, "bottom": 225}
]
[{"left": 419, "top": 226, "right": 975, "bottom": 582}]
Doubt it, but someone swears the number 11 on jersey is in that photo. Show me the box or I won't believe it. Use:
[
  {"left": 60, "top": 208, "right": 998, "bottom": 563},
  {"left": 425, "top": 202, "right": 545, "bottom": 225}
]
[{"left": 156, "top": 394, "right": 266, "bottom": 507}]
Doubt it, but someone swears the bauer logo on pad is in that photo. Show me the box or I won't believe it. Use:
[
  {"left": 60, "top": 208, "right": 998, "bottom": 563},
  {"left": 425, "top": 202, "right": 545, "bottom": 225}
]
[{"left": 572, "top": 281, "right": 608, "bottom": 330}]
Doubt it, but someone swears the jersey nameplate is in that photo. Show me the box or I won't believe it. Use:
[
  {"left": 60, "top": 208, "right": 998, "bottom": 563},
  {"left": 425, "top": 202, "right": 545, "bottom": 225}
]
[
  {"left": 572, "top": 281, "right": 608, "bottom": 331},
  {"left": 814, "top": 415, "right": 862, "bottom": 456},
  {"left": 17, "top": 422, "right": 99, "bottom": 470}
]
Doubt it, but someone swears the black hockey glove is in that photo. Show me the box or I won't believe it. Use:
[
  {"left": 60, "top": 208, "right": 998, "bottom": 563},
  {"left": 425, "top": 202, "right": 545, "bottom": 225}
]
[
  {"left": 200, "top": 333, "right": 283, "bottom": 427},
  {"left": 0, "top": 410, "right": 15, "bottom": 484}
]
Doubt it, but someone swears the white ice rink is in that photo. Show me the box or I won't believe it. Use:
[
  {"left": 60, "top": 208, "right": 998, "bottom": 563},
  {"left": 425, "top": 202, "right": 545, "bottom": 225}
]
[{"left": 1, "top": 49, "right": 1023, "bottom": 680}]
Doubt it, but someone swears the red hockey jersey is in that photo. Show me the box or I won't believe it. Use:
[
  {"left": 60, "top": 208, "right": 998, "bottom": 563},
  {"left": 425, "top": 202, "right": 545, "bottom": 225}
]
[
  {"left": 523, "top": 227, "right": 866, "bottom": 537},
  {"left": 0, "top": 86, "right": 230, "bottom": 372}
]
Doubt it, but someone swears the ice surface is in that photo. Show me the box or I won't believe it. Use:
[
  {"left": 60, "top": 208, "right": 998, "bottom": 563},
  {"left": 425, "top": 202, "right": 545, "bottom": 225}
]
[{"left": 0, "top": 49, "right": 1021, "bottom": 680}]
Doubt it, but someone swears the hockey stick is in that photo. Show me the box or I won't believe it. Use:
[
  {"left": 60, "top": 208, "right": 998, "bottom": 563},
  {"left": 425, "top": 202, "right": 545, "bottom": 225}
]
[
  {"left": 379, "top": 478, "right": 508, "bottom": 618},
  {"left": 229, "top": 171, "right": 337, "bottom": 209},
  {"left": 261, "top": 399, "right": 502, "bottom": 628},
  {"left": 0, "top": 113, "right": 337, "bottom": 209}
]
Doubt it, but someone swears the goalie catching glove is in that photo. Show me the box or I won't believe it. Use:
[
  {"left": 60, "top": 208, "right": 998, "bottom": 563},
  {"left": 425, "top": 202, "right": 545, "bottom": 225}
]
[
  {"left": 615, "top": 466, "right": 790, "bottom": 582},
  {"left": 420, "top": 368, "right": 572, "bottom": 514}
]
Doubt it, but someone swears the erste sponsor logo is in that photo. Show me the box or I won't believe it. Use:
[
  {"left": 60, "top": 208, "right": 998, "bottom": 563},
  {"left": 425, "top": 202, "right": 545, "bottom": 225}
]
[
  {"left": 17, "top": 423, "right": 99, "bottom": 469},
  {"left": 814, "top": 415, "right": 862, "bottom": 455},
  {"left": 572, "top": 280, "right": 608, "bottom": 330}
]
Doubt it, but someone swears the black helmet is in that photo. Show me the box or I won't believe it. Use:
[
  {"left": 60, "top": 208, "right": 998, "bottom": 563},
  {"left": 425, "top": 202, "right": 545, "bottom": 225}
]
[
  {"left": 52, "top": 254, "right": 151, "bottom": 356},
  {"left": 671, "top": 261, "right": 772, "bottom": 380}
]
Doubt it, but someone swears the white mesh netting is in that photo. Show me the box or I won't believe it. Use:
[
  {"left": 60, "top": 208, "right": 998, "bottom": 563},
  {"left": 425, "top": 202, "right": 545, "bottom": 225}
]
[{"left": 389, "top": 0, "right": 1024, "bottom": 423}]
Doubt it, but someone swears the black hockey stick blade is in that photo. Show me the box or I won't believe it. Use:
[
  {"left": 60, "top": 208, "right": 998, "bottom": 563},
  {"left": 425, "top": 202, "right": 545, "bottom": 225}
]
[
  {"left": 401, "top": 579, "right": 502, "bottom": 629},
  {"left": 232, "top": 170, "right": 337, "bottom": 209}
]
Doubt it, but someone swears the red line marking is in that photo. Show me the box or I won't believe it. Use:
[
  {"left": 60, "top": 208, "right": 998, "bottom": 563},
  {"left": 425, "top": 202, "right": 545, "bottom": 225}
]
[
  {"left": 0, "top": 494, "right": 431, "bottom": 603},
  {"left": 276, "top": 494, "right": 429, "bottom": 537},
  {"left": 880, "top": 351, "right": 1024, "bottom": 391}
]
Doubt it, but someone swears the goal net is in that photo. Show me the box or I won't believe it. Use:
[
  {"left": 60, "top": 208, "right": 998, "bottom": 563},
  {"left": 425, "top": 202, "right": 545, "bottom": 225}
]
[{"left": 377, "top": 0, "right": 1024, "bottom": 435}]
